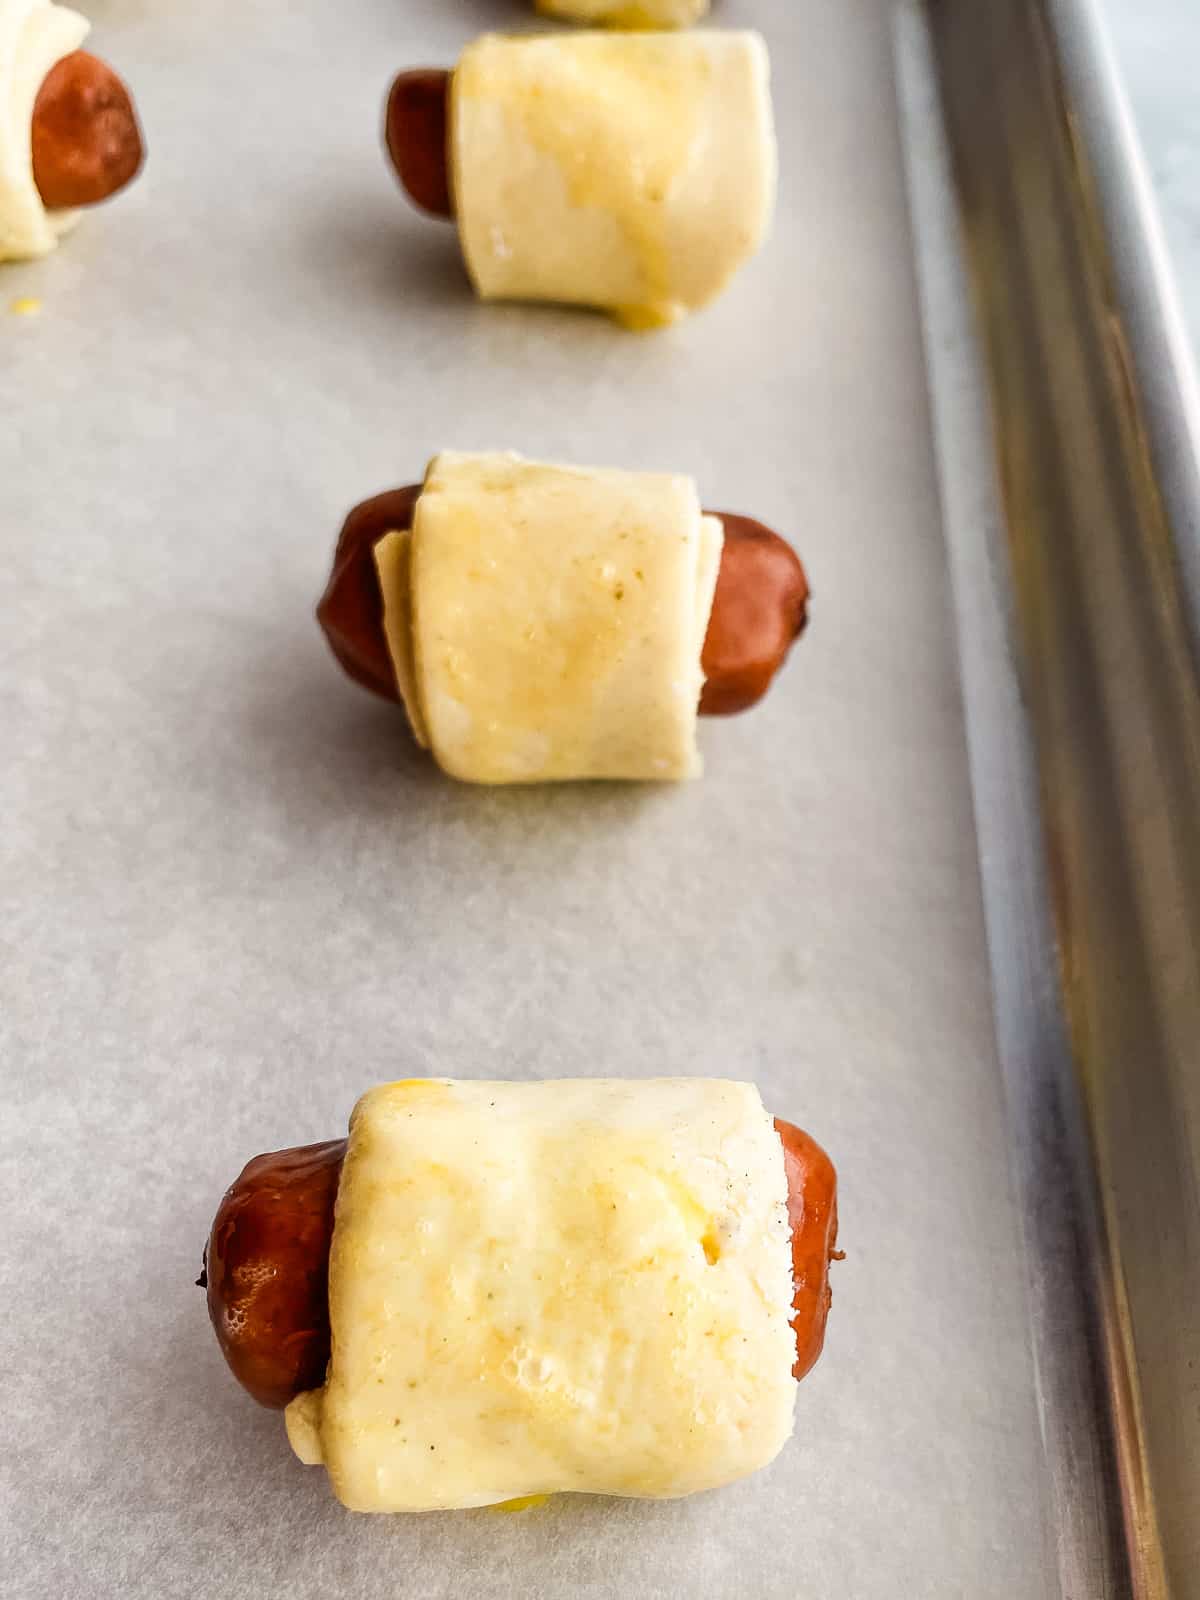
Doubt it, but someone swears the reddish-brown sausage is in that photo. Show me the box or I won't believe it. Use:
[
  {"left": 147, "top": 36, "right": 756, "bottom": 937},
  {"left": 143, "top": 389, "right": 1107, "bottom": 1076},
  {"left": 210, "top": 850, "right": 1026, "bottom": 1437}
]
[
  {"left": 385, "top": 70, "right": 453, "bottom": 219},
  {"left": 317, "top": 486, "right": 422, "bottom": 700},
  {"left": 31, "top": 51, "right": 144, "bottom": 211},
  {"left": 700, "top": 517, "right": 809, "bottom": 716},
  {"left": 316, "top": 489, "right": 809, "bottom": 718},
  {"left": 200, "top": 1139, "right": 346, "bottom": 1409},
  {"left": 774, "top": 1117, "right": 841, "bottom": 1381},
  {"left": 202, "top": 1121, "right": 838, "bottom": 1406}
]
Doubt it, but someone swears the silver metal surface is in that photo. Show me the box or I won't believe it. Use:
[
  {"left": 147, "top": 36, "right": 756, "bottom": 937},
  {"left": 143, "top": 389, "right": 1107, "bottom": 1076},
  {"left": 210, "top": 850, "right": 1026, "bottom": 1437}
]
[{"left": 904, "top": 1, "right": 1200, "bottom": 1595}]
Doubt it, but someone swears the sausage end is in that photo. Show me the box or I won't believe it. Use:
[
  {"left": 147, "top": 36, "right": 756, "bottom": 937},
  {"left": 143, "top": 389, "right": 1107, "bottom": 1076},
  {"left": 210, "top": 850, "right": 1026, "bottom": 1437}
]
[
  {"left": 384, "top": 70, "right": 454, "bottom": 220},
  {"left": 31, "top": 51, "right": 144, "bottom": 211},
  {"left": 700, "top": 515, "right": 810, "bottom": 716}
]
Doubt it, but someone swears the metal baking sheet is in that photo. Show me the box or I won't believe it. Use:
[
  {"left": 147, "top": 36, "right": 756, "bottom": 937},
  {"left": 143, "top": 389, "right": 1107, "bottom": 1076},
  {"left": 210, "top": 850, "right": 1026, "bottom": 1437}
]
[
  {"left": 0, "top": 1, "right": 1087, "bottom": 1595},
  {"left": 903, "top": 3, "right": 1200, "bottom": 1596}
]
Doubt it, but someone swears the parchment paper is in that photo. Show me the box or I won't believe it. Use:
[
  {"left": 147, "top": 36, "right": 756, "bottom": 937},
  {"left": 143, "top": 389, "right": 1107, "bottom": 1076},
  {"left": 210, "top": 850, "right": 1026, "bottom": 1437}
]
[{"left": 0, "top": 1, "right": 1054, "bottom": 1594}]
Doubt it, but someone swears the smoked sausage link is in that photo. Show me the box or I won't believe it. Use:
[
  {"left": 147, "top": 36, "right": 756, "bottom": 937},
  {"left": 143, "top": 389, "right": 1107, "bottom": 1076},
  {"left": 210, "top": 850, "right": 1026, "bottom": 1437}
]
[
  {"left": 203, "top": 1139, "right": 346, "bottom": 1409},
  {"left": 317, "top": 489, "right": 809, "bottom": 718},
  {"left": 316, "top": 486, "right": 423, "bottom": 700},
  {"left": 31, "top": 51, "right": 144, "bottom": 210},
  {"left": 774, "top": 1117, "right": 841, "bottom": 1381},
  {"left": 385, "top": 69, "right": 453, "bottom": 219},
  {"left": 203, "top": 1122, "right": 838, "bottom": 1406},
  {"left": 700, "top": 517, "right": 809, "bottom": 715}
]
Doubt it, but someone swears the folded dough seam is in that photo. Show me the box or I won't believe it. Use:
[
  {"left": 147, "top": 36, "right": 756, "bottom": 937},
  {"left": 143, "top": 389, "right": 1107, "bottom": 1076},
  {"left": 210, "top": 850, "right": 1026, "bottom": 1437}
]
[{"left": 373, "top": 450, "right": 723, "bottom": 784}]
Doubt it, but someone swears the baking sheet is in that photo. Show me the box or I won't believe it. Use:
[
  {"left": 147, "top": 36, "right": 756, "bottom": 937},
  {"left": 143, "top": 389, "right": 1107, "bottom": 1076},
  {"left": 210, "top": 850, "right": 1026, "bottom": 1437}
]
[
  {"left": 0, "top": 1, "right": 1054, "bottom": 1595},
  {"left": 907, "top": 3, "right": 1200, "bottom": 1595}
]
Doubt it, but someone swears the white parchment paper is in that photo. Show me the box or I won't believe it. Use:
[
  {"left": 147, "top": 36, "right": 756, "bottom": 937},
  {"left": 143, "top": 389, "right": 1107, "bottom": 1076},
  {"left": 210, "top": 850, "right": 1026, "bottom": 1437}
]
[{"left": 1, "top": 1, "right": 1054, "bottom": 1594}]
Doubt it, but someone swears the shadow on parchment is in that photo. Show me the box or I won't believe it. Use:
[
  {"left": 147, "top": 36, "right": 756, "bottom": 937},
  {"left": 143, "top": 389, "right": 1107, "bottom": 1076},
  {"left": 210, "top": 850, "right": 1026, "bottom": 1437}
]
[
  {"left": 240, "top": 618, "right": 447, "bottom": 814},
  {"left": 297, "top": 199, "right": 475, "bottom": 322},
  {"left": 235, "top": 616, "right": 671, "bottom": 845},
  {"left": 290, "top": 191, "right": 623, "bottom": 344}
]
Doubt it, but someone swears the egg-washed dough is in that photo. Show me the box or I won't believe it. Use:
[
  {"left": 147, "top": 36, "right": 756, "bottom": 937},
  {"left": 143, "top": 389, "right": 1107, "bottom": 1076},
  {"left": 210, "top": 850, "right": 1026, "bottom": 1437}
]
[
  {"left": 372, "top": 450, "right": 723, "bottom": 784},
  {"left": 535, "top": 0, "right": 709, "bottom": 27},
  {"left": 451, "top": 31, "right": 775, "bottom": 329},
  {"left": 0, "top": 0, "right": 88, "bottom": 262},
  {"left": 286, "top": 1077, "right": 796, "bottom": 1512}
]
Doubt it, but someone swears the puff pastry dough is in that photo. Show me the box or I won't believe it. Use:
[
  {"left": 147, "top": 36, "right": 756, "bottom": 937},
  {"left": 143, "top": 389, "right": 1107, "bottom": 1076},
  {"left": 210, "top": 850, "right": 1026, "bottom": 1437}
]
[
  {"left": 286, "top": 1077, "right": 796, "bottom": 1512},
  {"left": 0, "top": 0, "right": 88, "bottom": 261},
  {"left": 451, "top": 31, "right": 775, "bottom": 328},
  {"left": 373, "top": 450, "right": 723, "bottom": 784},
  {"left": 536, "top": 0, "right": 709, "bottom": 26}
]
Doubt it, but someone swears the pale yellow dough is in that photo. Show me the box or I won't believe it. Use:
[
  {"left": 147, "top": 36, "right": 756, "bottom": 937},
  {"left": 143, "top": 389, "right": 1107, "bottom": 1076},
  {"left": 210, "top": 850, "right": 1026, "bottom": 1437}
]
[
  {"left": 536, "top": 0, "right": 709, "bottom": 27},
  {"left": 286, "top": 1078, "right": 796, "bottom": 1512},
  {"left": 0, "top": 0, "right": 89, "bottom": 262},
  {"left": 373, "top": 450, "right": 722, "bottom": 785},
  {"left": 451, "top": 31, "right": 775, "bottom": 328}
]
